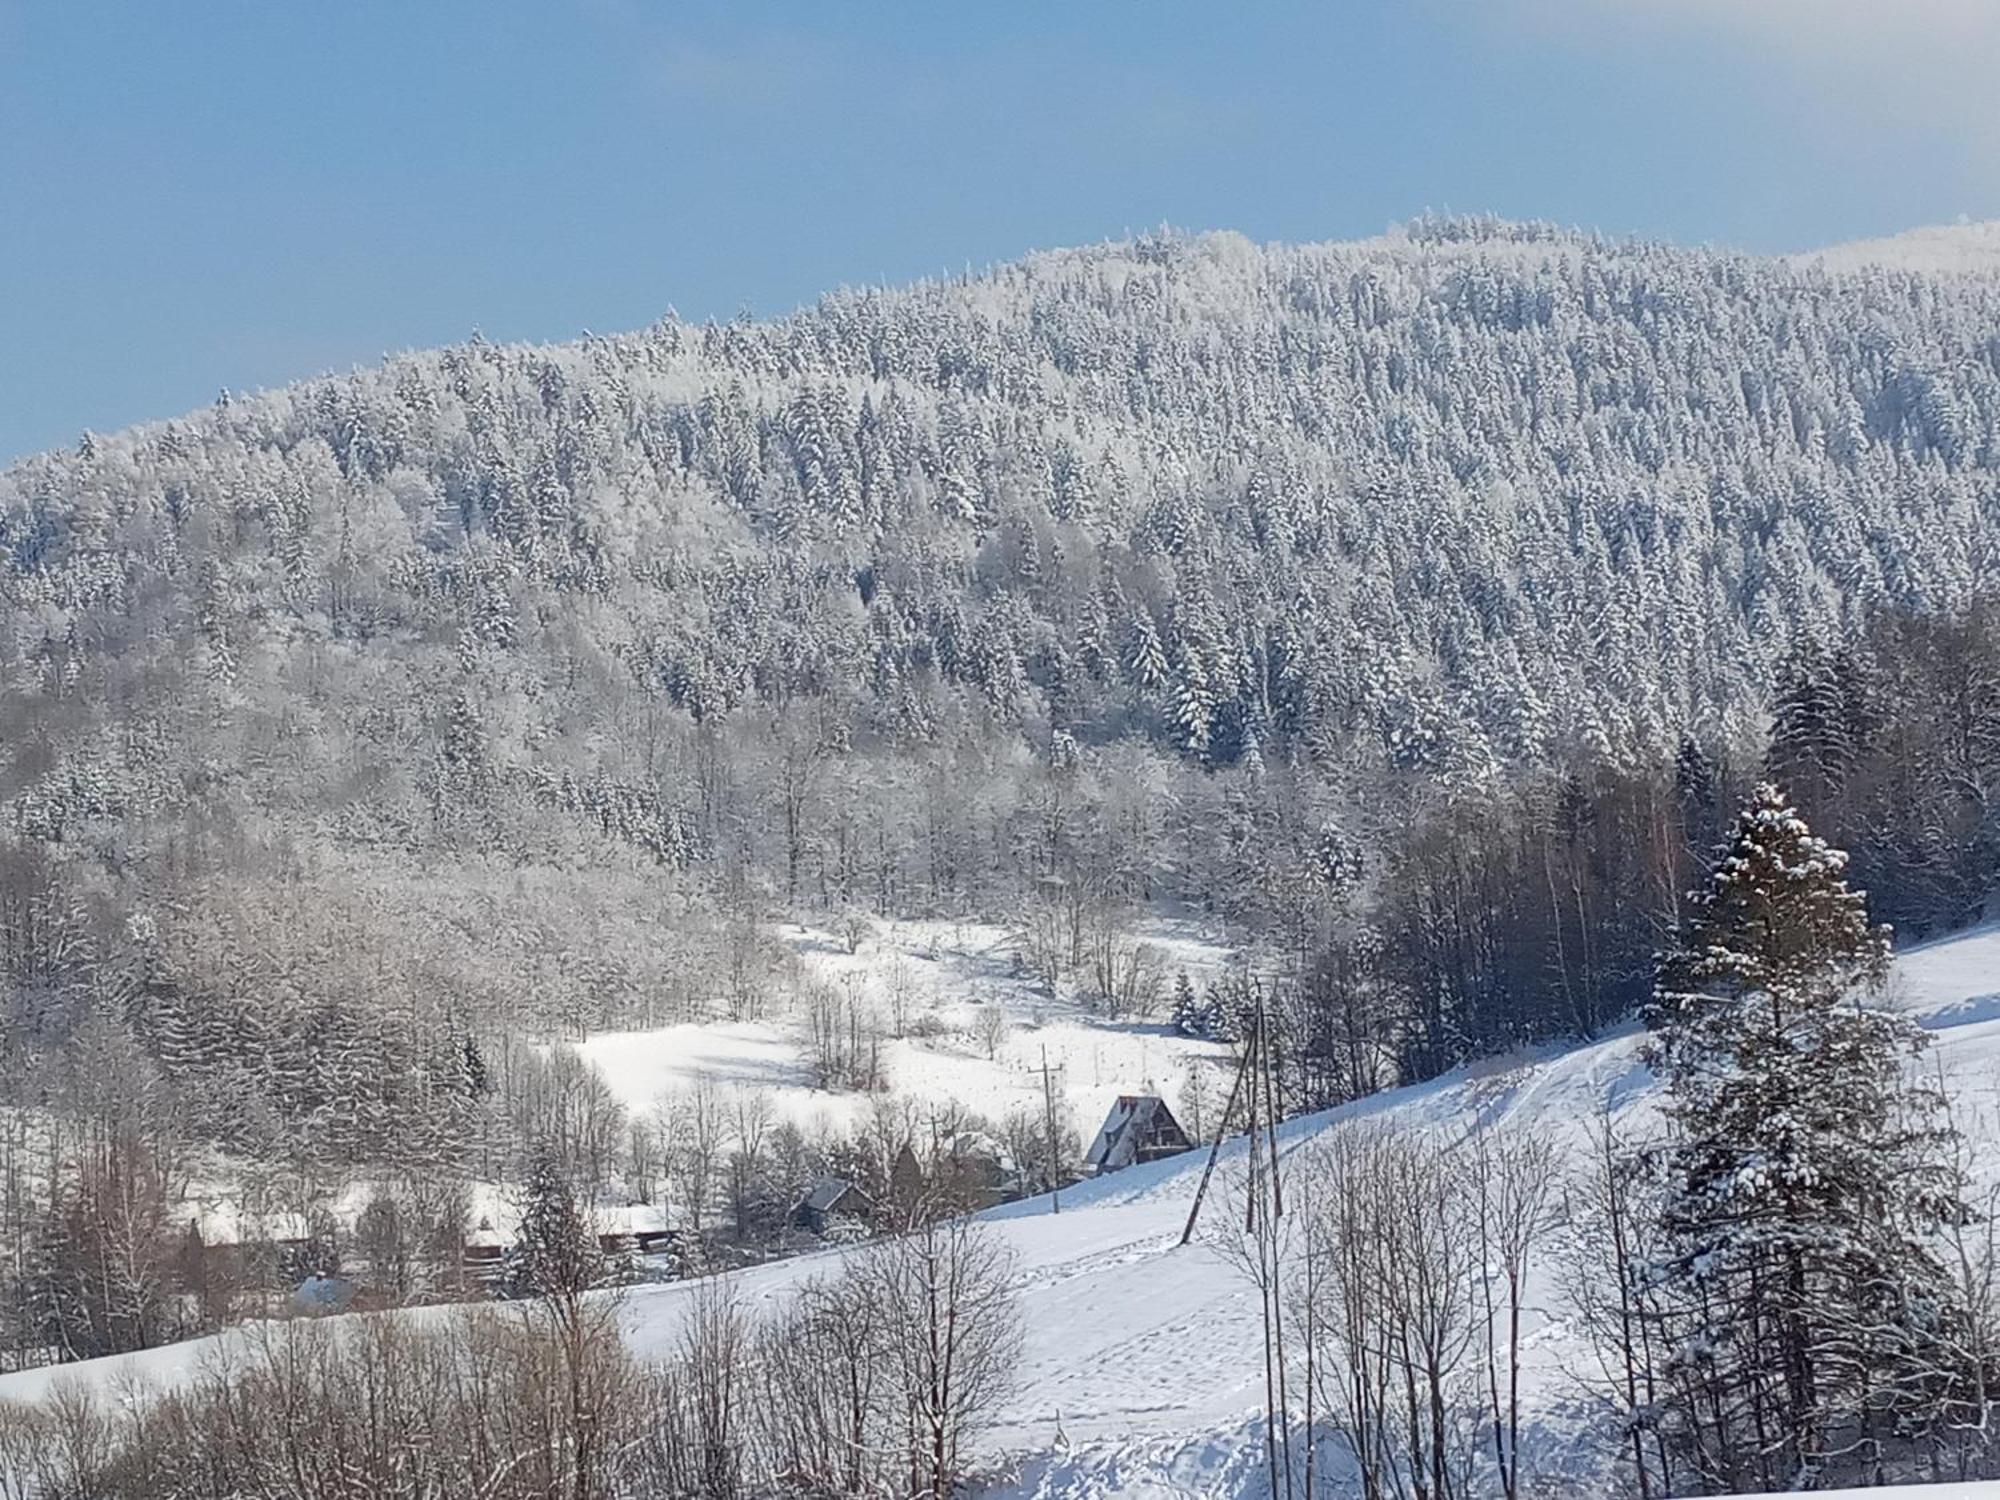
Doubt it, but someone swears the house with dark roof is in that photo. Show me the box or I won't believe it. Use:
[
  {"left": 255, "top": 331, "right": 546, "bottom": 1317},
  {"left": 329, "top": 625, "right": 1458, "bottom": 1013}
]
[
  {"left": 1084, "top": 1095, "right": 1194, "bottom": 1175},
  {"left": 793, "top": 1175, "right": 872, "bottom": 1233}
]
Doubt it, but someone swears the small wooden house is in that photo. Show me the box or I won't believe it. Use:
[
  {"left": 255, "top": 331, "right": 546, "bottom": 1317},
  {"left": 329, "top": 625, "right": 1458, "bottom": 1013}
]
[
  {"left": 793, "top": 1175, "right": 871, "bottom": 1234},
  {"left": 1085, "top": 1095, "right": 1193, "bottom": 1175},
  {"left": 464, "top": 1215, "right": 510, "bottom": 1272},
  {"left": 590, "top": 1203, "right": 681, "bottom": 1258},
  {"left": 175, "top": 1208, "right": 317, "bottom": 1286}
]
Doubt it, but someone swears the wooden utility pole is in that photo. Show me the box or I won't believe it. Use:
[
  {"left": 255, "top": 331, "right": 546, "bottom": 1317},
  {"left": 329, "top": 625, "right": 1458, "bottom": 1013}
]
[
  {"left": 1255, "top": 984, "right": 1296, "bottom": 1499},
  {"left": 1175, "top": 983, "right": 1299, "bottom": 1498},
  {"left": 1179, "top": 1036, "right": 1255, "bottom": 1247},
  {"left": 1243, "top": 1016, "right": 1262, "bottom": 1234},
  {"left": 1035, "top": 1046, "right": 1064, "bottom": 1214},
  {"left": 1258, "top": 981, "right": 1284, "bottom": 1218}
]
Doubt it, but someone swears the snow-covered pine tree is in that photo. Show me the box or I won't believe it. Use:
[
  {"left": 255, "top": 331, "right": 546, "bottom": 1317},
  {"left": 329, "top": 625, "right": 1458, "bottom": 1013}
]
[
  {"left": 1122, "top": 612, "right": 1169, "bottom": 693},
  {"left": 1168, "top": 640, "right": 1216, "bottom": 757},
  {"left": 1768, "top": 636, "right": 1864, "bottom": 828},
  {"left": 150, "top": 988, "right": 213, "bottom": 1086},
  {"left": 1647, "top": 782, "right": 1973, "bottom": 1489},
  {"left": 508, "top": 1147, "right": 600, "bottom": 1304},
  {"left": 1307, "top": 821, "right": 1363, "bottom": 902},
  {"left": 1199, "top": 976, "right": 1243, "bottom": 1045},
  {"left": 1170, "top": 971, "right": 1204, "bottom": 1037}
]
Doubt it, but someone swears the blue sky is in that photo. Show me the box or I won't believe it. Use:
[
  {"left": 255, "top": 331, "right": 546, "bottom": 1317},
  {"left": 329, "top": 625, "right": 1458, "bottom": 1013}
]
[{"left": 3, "top": 0, "right": 1996, "bottom": 463}]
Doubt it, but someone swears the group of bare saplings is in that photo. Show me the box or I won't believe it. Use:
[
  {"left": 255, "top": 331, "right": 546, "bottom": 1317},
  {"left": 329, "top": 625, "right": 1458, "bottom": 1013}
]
[
  {"left": 1207, "top": 1110, "right": 2000, "bottom": 1500},
  {"left": 0, "top": 1206, "right": 1020, "bottom": 1500}
]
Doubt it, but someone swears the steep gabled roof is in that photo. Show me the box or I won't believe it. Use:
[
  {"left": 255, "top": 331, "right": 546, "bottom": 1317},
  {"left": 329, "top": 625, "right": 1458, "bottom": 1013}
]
[
  {"left": 1086, "top": 1094, "right": 1183, "bottom": 1170},
  {"left": 800, "top": 1175, "right": 862, "bottom": 1215}
]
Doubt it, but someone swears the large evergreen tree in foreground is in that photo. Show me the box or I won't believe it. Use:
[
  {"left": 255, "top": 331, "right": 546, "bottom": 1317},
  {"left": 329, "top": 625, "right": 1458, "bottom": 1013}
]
[{"left": 1648, "top": 783, "right": 1977, "bottom": 1490}]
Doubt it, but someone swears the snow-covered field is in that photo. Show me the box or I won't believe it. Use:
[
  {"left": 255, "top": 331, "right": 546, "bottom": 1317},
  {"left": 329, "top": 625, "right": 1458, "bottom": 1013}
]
[
  {"left": 7, "top": 922, "right": 2000, "bottom": 1499},
  {"left": 575, "top": 916, "right": 1240, "bottom": 1143}
]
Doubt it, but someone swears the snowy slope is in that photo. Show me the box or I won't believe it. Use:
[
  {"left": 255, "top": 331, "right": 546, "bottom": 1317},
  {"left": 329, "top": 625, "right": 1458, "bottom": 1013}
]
[
  {"left": 1793, "top": 221, "right": 2000, "bottom": 276},
  {"left": 7, "top": 924, "right": 2000, "bottom": 1498},
  {"left": 1891, "top": 921, "right": 2000, "bottom": 1025},
  {"left": 622, "top": 921, "right": 2000, "bottom": 1497}
]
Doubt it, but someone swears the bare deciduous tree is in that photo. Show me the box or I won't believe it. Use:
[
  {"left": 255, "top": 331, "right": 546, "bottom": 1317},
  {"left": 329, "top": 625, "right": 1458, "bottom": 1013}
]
[
  {"left": 1555, "top": 1106, "right": 1676, "bottom": 1500},
  {"left": 753, "top": 1266, "right": 889, "bottom": 1494},
  {"left": 726, "top": 1087, "right": 776, "bottom": 1243},
  {"left": 804, "top": 981, "right": 885, "bottom": 1092},
  {"left": 1086, "top": 921, "right": 1163, "bottom": 1021},
  {"left": 0, "top": 1303, "right": 644, "bottom": 1500},
  {"left": 662, "top": 1080, "right": 729, "bottom": 1241},
  {"left": 506, "top": 1046, "right": 626, "bottom": 1203},
  {"left": 1177, "top": 1059, "right": 1219, "bottom": 1144},
  {"left": 1000, "top": 1102, "right": 1079, "bottom": 1199},
  {"left": 1471, "top": 1123, "right": 1560, "bottom": 1500},
  {"left": 1290, "top": 1123, "right": 1483, "bottom": 1500},
  {"left": 836, "top": 909, "right": 872, "bottom": 955},
  {"left": 859, "top": 1215, "right": 1021, "bottom": 1500},
  {"left": 971, "top": 1003, "right": 1009, "bottom": 1060},
  {"left": 885, "top": 955, "right": 922, "bottom": 1040},
  {"left": 1016, "top": 878, "right": 1087, "bottom": 995}
]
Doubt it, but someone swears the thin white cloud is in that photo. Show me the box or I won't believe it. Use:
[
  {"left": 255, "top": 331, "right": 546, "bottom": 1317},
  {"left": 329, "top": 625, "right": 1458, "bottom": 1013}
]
[
  {"left": 1640, "top": 0, "right": 2000, "bottom": 72},
  {"left": 1540, "top": 0, "right": 2000, "bottom": 48},
  {"left": 1509, "top": 0, "right": 2000, "bottom": 167}
]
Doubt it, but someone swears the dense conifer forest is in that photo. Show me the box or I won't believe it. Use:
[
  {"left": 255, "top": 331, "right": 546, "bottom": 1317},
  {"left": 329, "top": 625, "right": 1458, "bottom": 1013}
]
[{"left": 2, "top": 217, "right": 1998, "bottom": 1390}]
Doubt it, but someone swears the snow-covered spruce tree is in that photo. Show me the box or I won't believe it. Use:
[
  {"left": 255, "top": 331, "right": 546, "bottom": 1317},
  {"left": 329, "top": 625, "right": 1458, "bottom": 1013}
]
[
  {"left": 1198, "top": 977, "right": 1241, "bottom": 1045},
  {"left": 1170, "top": 970, "right": 1205, "bottom": 1037},
  {"left": 1647, "top": 782, "right": 1976, "bottom": 1489},
  {"left": 509, "top": 1146, "right": 600, "bottom": 1305}
]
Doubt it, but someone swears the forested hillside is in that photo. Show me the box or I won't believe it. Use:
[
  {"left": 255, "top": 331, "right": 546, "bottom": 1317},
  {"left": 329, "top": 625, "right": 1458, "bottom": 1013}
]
[{"left": 2, "top": 215, "right": 1999, "bottom": 1291}]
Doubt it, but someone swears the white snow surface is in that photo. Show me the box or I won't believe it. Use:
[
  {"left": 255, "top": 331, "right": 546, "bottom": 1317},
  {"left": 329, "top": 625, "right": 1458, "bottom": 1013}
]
[
  {"left": 573, "top": 916, "right": 1239, "bottom": 1140},
  {"left": 7, "top": 922, "right": 2000, "bottom": 1499},
  {"left": 1793, "top": 220, "right": 2000, "bottom": 276}
]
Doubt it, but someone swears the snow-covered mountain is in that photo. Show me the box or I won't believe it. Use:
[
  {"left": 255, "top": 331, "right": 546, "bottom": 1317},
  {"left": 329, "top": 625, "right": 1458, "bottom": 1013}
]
[
  {"left": 6, "top": 215, "right": 2000, "bottom": 1496},
  {"left": 6, "top": 213, "right": 2000, "bottom": 1196},
  {"left": 11, "top": 920, "right": 2000, "bottom": 1499},
  {"left": 1795, "top": 221, "right": 2000, "bottom": 275}
]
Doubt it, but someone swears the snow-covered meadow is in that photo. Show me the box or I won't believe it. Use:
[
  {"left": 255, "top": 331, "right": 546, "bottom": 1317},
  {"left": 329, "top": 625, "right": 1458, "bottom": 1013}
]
[
  {"left": 573, "top": 915, "right": 1240, "bottom": 1148},
  {"left": 6, "top": 921, "right": 1999, "bottom": 1499}
]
